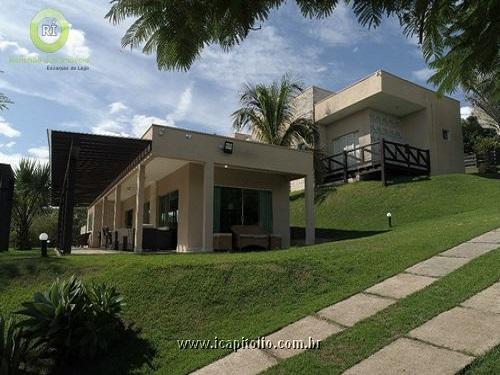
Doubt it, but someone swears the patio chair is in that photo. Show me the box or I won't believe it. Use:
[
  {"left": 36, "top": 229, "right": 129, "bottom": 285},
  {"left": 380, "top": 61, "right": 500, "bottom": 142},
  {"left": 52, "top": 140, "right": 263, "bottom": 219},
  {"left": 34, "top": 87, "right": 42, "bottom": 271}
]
[
  {"left": 231, "top": 225, "right": 270, "bottom": 251},
  {"left": 77, "top": 232, "right": 91, "bottom": 248}
]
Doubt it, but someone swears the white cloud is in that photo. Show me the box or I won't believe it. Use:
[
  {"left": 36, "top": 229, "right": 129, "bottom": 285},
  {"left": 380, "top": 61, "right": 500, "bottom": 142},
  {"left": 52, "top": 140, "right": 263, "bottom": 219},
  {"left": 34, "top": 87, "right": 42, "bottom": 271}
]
[
  {"left": 131, "top": 115, "right": 169, "bottom": 137},
  {"left": 0, "top": 116, "right": 21, "bottom": 138},
  {"left": 0, "top": 141, "right": 15, "bottom": 148},
  {"left": 28, "top": 146, "right": 49, "bottom": 159},
  {"left": 0, "top": 37, "right": 38, "bottom": 57},
  {"left": 311, "top": 4, "right": 372, "bottom": 46},
  {"left": 166, "top": 86, "right": 192, "bottom": 123},
  {"left": 62, "top": 29, "right": 91, "bottom": 58},
  {"left": 412, "top": 68, "right": 434, "bottom": 82},
  {"left": 0, "top": 151, "right": 23, "bottom": 167},
  {"left": 109, "top": 101, "right": 128, "bottom": 114},
  {"left": 461, "top": 106, "right": 472, "bottom": 119},
  {"left": 194, "top": 26, "right": 327, "bottom": 90}
]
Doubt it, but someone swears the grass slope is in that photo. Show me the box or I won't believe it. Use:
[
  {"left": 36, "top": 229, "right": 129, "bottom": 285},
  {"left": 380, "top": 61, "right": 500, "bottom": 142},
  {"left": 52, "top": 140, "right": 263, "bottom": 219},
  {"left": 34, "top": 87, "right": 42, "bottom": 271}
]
[{"left": 1, "top": 174, "right": 500, "bottom": 374}]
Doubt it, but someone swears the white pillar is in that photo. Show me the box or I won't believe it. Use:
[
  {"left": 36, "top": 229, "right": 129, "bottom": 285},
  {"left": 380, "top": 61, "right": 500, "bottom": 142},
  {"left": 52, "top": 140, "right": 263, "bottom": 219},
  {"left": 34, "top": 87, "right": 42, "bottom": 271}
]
[
  {"left": 202, "top": 161, "right": 214, "bottom": 251},
  {"left": 134, "top": 164, "right": 145, "bottom": 253},
  {"left": 100, "top": 196, "right": 107, "bottom": 247},
  {"left": 113, "top": 185, "right": 121, "bottom": 231},
  {"left": 150, "top": 180, "right": 158, "bottom": 227},
  {"left": 305, "top": 173, "right": 315, "bottom": 245}
]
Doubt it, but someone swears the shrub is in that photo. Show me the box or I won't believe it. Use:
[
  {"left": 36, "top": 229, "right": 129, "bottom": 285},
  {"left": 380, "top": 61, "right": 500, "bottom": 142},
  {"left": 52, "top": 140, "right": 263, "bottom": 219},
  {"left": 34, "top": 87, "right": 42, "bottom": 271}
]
[
  {"left": 0, "top": 315, "right": 36, "bottom": 375},
  {"left": 17, "top": 276, "right": 124, "bottom": 371}
]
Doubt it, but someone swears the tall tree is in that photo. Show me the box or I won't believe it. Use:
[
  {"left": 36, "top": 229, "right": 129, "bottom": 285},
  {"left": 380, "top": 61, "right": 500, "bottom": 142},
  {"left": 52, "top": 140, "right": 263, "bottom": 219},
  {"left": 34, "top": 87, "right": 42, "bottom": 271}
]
[
  {"left": 106, "top": 0, "right": 499, "bottom": 97},
  {"left": 232, "top": 75, "right": 323, "bottom": 181},
  {"left": 232, "top": 75, "right": 317, "bottom": 147},
  {"left": 12, "top": 159, "right": 50, "bottom": 250},
  {"left": 466, "top": 74, "right": 500, "bottom": 134},
  {"left": 0, "top": 71, "right": 13, "bottom": 111}
]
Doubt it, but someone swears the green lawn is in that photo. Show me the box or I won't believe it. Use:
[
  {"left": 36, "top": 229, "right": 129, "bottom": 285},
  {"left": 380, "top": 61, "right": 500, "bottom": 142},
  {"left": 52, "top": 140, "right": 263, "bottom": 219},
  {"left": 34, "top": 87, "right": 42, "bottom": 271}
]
[{"left": 1, "top": 174, "right": 500, "bottom": 374}]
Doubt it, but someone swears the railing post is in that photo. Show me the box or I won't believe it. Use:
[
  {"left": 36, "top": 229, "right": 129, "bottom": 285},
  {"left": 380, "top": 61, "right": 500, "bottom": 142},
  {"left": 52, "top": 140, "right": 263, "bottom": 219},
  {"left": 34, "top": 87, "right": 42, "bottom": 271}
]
[
  {"left": 343, "top": 150, "right": 348, "bottom": 183},
  {"left": 381, "top": 139, "right": 387, "bottom": 186},
  {"left": 405, "top": 143, "right": 411, "bottom": 175}
]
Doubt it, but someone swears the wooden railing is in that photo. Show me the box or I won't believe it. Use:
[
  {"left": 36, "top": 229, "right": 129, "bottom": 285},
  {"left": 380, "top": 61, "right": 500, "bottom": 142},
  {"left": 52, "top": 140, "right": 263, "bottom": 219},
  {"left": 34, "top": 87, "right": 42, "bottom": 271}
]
[{"left": 322, "top": 139, "right": 430, "bottom": 185}]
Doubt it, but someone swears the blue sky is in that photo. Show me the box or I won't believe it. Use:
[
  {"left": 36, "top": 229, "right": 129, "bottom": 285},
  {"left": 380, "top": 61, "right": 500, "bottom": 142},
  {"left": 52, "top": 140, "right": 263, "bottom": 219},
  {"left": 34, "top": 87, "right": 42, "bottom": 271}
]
[{"left": 0, "top": 1, "right": 468, "bottom": 166}]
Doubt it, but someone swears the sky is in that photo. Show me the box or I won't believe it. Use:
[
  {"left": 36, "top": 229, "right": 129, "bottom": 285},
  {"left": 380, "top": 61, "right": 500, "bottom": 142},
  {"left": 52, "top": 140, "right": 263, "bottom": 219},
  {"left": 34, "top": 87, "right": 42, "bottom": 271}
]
[{"left": 0, "top": 1, "right": 470, "bottom": 167}]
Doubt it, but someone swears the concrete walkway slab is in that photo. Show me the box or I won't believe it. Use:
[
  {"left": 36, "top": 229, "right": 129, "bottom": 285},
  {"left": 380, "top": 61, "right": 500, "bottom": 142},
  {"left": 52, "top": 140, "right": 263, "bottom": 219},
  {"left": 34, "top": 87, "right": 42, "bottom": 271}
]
[
  {"left": 440, "top": 242, "right": 499, "bottom": 259},
  {"left": 318, "top": 293, "right": 395, "bottom": 327},
  {"left": 469, "top": 230, "right": 500, "bottom": 244},
  {"left": 405, "top": 256, "right": 470, "bottom": 277},
  {"left": 365, "top": 273, "right": 437, "bottom": 299},
  {"left": 461, "top": 282, "right": 500, "bottom": 314},
  {"left": 343, "top": 338, "right": 474, "bottom": 375},
  {"left": 191, "top": 348, "right": 277, "bottom": 375},
  {"left": 408, "top": 307, "right": 500, "bottom": 356},
  {"left": 267, "top": 316, "right": 343, "bottom": 359}
]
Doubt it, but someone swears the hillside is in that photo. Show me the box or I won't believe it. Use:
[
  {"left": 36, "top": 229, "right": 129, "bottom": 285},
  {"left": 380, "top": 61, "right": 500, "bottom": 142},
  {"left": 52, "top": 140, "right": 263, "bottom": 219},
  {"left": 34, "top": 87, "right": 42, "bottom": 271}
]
[{"left": 1, "top": 174, "right": 499, "bottom": 374}]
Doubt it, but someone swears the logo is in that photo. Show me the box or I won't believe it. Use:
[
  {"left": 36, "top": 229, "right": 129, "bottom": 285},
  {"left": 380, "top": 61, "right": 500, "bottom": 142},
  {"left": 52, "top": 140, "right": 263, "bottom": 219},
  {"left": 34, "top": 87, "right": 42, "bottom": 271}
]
[{"left": 30, "top": 9, "right": 70, "bottom": 53}]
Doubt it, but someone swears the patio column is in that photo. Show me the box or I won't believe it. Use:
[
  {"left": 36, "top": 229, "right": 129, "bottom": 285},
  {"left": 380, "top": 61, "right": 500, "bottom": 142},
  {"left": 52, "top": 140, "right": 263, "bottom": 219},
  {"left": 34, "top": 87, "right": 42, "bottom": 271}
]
[
  {"left": 202, "top": 161, "right": 214, "bottom": 251},
  {"left": 100, "top": 196, "right": 107, "bottom": 247},
  {"left": 150, "top": 180, "right": 158, "bottom": 227},
  {"left": 113, "top": 185, "right": 121, "bottom": 231},
  {"left": 134, "top": 163, "right": 145, "bottom": 253},
  {"left": 90, "top": 205, "right": 99, "bottom": 248},
  {"left": 305, "top": 172, "right": 315, "bottom": 245}
]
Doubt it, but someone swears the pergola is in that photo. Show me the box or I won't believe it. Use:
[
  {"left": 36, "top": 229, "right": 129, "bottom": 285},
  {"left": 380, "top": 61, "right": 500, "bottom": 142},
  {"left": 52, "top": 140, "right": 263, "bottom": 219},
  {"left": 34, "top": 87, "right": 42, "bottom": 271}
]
[{"left": 48, "top": 130, "right": 151, "bottom": 253}]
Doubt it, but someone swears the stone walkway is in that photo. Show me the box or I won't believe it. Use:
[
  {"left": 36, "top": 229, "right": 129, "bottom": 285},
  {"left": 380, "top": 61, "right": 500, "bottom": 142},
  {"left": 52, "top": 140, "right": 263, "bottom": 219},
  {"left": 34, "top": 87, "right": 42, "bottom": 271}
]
[
  {"left": 344, "top": 282, "right": 500, "bottom": 374},
  {"left": 192, "top": 229, "right": 500, "bottom": 375}
]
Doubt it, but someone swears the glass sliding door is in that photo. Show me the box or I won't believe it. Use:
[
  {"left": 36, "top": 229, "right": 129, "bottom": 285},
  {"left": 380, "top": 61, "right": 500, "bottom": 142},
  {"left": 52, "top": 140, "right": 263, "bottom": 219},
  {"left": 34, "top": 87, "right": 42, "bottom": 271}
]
[{"left": 213, "top": 186, "right": 272, "bottom": 233}]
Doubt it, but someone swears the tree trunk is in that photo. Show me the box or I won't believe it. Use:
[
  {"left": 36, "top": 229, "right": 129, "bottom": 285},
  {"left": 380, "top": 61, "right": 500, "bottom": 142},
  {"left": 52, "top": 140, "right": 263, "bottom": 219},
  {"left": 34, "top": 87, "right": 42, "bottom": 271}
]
[{"left": 15, "top": 220, "right": 31, "bottom": 250}]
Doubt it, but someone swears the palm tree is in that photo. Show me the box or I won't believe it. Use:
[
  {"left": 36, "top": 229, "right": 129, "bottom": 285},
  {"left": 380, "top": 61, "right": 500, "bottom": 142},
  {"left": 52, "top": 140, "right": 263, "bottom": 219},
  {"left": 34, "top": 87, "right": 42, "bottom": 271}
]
[
  {"left": 0, "top": 71, "right": 13, "bottom": 111},
  {"left": 12, "top": 159, "right": 50, "bottom": 250},
  {"left": 232, "top": 75, "right": 317, "bottom": 146},
  {"left": 232, "top": 75, "right": 323, "bottom": 182}
]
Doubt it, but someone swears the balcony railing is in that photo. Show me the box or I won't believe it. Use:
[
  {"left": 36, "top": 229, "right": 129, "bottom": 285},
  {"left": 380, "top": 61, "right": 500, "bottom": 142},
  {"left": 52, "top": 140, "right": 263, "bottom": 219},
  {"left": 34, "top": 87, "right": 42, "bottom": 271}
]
[{"left": 321, "top": 139, "right": 430, "bottom": 185}]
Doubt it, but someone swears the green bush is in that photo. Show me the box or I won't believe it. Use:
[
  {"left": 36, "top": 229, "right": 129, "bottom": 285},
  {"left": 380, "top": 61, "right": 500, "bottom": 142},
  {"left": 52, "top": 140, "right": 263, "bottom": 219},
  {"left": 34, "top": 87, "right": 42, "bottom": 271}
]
[
  {"left": 0, "top": 315, "right": 37, "bottom": 375},
  {"left": 17, "top": 276, "right": 124, "bottom": 371}
]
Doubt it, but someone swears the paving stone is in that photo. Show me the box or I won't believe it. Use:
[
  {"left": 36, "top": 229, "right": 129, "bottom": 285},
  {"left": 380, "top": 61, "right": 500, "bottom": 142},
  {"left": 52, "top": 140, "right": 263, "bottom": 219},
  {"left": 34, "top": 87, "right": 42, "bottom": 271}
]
[
  {"left": 440, "top": 242, "right": 499, "bottom": 259},
  {"left": 365, "top": 273, "right": 437, "bottom": 299},
  {"left": 267, "top": 315, "right": 343, "bottom": 359},
  {"left": 408, "top": 307, "right": 500, "bottom": 356},
  {"left": 405, "top": 256, "right": 470, "bottom": 277},
  {"left": 461, "top": 282, "right": 500, "bottom": 314},
  {"left": 317, "top": 293, "right": 395, "bottom": 327},
  {"left": 469, "top": 230, "right": 500, "bottom": 244},
  {"left": 343, "top": 338, "right": 474, "bottom": 375},
  {"left": 191, "top": 347, "right": 277, "bottom": 375}
]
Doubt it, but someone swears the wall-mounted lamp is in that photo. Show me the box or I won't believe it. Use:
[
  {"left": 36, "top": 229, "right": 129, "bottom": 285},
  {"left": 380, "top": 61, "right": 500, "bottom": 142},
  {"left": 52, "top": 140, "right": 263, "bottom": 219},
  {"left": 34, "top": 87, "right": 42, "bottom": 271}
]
[
  {"left": 185, "top": 133, "right": 192, "bottom": 140},
  {"left": 223, "top": 141, "right": 234, "bottom": 154}
]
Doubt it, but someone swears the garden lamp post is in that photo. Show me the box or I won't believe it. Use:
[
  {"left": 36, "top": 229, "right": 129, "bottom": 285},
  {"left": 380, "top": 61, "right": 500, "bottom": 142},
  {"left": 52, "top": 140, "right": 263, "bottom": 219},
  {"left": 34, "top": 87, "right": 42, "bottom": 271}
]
[
  {"left": 386, "top": 212, "right": 392, "bottom": 228},
  {"left": 39, "top": 233, "right": 48, "bottom": 257}
]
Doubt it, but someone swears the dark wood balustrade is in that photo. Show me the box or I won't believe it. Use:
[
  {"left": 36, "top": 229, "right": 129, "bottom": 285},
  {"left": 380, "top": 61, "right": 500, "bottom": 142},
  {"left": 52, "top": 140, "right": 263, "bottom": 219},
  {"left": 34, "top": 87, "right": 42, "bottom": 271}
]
[{"left": 321, "top": 139, "right": 430, "bottom": 185}]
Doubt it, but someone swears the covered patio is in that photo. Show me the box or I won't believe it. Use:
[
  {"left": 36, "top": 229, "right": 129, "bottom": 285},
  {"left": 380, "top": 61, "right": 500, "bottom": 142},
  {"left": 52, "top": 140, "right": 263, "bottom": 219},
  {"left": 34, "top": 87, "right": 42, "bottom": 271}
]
[{"left": 49, "top": 125, "right": 315, "bottom": 253}]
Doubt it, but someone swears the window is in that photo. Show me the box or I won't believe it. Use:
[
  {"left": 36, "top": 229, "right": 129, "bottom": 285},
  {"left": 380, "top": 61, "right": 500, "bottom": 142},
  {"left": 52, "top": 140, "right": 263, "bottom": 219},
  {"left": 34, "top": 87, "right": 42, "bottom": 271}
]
[
  {"left": 442, "top": 129, "right": 450, "bottom": 140},
  {"left": 213, "top": 187, "right": 272, "bottom": 233},
  {"left": 125, "top": 209, "right": 133, "bottom": 228},
  {"left": 159, "top": 190, "right": 179, "bottom": 228},
  {"left": 143, "top": 201, "right": 150, "bottom": 224}
]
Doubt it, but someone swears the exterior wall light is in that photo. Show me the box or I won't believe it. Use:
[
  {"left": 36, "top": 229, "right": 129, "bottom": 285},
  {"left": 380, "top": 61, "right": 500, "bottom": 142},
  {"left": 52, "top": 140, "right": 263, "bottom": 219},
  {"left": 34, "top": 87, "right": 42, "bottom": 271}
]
[
  {"left": 39, "top": 232, "right": 49, "bottom": 257},
  {"left": 386, "top": 212, "right": 392, "bottom": 227},
  {"left": 223, "top": 141, "right": 234, "bottom": 154}
]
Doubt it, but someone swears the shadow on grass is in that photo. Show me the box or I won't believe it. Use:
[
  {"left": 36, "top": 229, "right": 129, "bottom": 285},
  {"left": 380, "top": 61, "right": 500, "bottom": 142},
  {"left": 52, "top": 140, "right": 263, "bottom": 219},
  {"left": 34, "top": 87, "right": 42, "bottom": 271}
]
[
  {"left": 65, "top": 324, "right": 157, "bottom": 375},
  {"left": 387, "top": 175, "right": 431, "bottom": 186},
  {"left": 473, "top": 172, "right": 500, "bottom": 180},
  {"left": 290, "top": 226, "right": 388, "bottom": 245},
  {"left": 0, "top": 257, "right": 64, "bottom": 292},
  {"left": 290, "top": 186, "right": 337, "bottom": 205}
]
